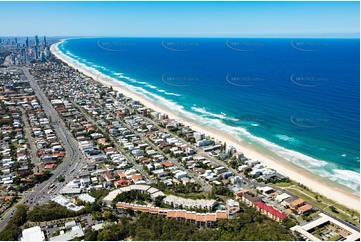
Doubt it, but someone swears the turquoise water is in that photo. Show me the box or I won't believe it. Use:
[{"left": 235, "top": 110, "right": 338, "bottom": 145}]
[{"left": 58, "top": 38, "right": 360, "bottom": 193}]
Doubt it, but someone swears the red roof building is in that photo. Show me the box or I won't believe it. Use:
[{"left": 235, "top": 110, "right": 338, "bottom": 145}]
[
  {"left": 161, "top": 161, "right": 174, "bottom": 168},
  {"left": 104, "top": 172, "right": 115, "bottom": 182},
  {"left": 254, "top": 201, "right": 287, "bottom": 222},
  {"left": 114, "top": 179, "right": 131, "bottom": 188},
  {"left": 116, "top": 171, "right": 127, "bottom": 179},
  {"left": 44, "top": 164, "right": 57, "bottom": 170},
  {"left": 131, "top": 174, "right": 143, "bottom": 182}
]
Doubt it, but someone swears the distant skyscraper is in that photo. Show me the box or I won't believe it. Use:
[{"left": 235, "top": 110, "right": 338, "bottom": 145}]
[
  {"left": 21, "top": 48, "right": 26, "bottom": 63},
  {"left": 35, "top": 35, "right": 39, "bottom": 47},
  {"left": 15, "top": 37, "right": 17, "bottom": 44},
  {"left": 26, "top": 37, "right": 29, "bottom": 48},
  {"left": 35, "top": 46, "right": 39, "bottom": 59},
  {"left": 11, "top": 53, "right": 16, "bottom": 64},
  {"left": 43, "top": 36, "right": 47, "bottom": 47},
  {"left": 41, "top": 52, "right": 46, "bottom": 62}
]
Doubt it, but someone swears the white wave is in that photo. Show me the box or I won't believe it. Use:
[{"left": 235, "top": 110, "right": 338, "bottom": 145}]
[
  {"left": 191, "top": 107, "right": 228, "bottom": 119},
  {"left": 329, "top": 169, "right": 360, "bottom": 192},
  {"left": 55, "top": 41, "right": 359, "bottom": 193},
  {"left": 191, "top": 107, "right": 241, "bottom": 123},
  {"left": 244, "top": 131, "right": 328, "bottom": 169},
  {"left": 157, "top": 89, "right": 181, "bottom": 96},
  {"left": 145, "top": 84, "right": 157, "bottom": 89},
  {"left": 275, "top": 134, "right": 302, "bottom": 144},
  {"left": 251, "top": 124, "right": 260, "bottom": 127},
  {"left": 164, "top": 92, "right": 181, "bottom": 97}
]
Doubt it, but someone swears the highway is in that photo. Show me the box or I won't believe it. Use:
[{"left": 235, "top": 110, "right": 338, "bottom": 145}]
[{"left": 0, "top": 67, "right": 87, "bottom": 231}]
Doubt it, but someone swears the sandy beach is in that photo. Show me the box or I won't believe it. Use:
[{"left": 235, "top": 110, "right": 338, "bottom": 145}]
[{"left": 51, "top": 41, "right": 360, "bottom": 211}]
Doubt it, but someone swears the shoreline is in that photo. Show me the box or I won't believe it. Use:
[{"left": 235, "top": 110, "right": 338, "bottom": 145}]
[{"left": 50, "top": 41, "right": 360, "bottom": 211}]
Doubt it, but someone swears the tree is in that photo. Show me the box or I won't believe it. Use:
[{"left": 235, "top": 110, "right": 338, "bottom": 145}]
[
  {"left": 84, "top": 228, "right": 98, "bottom": 241},
  {"left": 57, "top": 176, "right": 65, "bottom": 182},
  {"left": 0, "top": 204, "right": 28, "bottom": 241},
  {"left": 330, "top": 205, "right": 339, "bottom": 213}
]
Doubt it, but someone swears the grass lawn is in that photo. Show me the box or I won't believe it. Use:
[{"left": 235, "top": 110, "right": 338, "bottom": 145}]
[{"left": 272, "top": 181, "right": 297, "bottom": 187}]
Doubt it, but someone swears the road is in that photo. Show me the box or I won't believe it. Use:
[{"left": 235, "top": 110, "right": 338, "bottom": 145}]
[
  {"left": 19, "top": 107, "right": 40, "bottom": 171},
  {"left": 0, "top": 67, "right": 87, "bottom": 231}
]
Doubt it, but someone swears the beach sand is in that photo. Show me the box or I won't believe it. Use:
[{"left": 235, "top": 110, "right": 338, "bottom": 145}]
[{"left": 50, "top": 42, "right": 360, "bottom": 211}]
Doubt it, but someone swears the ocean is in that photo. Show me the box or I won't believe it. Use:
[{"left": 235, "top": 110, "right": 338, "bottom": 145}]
[{"left": 58, "top": 37, "right": 360, "bottom": 193}]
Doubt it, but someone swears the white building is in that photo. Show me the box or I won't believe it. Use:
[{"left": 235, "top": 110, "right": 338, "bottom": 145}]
[
  {"left": 78, "top": 193, "right": 96, "bottom": 203},
  {"left": 50, "top": 225, "right": 84, "bottom": 241},
  {"left": 194, "top": 132, "right": 205, "bottom": 141},
  {"left": 21, "top": 226, "right": 45, "bottom": 242}
]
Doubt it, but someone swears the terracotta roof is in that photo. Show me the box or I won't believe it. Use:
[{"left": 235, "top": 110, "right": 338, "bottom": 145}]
[
  {"left": 161, "top": 161, "right": 174, "bottom": 168},
  {"left": 289, "top": 198, "right": 305, "bottom": 208},
  {"left": 176, "top": 211, "right": 187, "bottom": 218},
  {"left": 53, "top": 152, "right": 64, "bottom": 157},
  {"left": 33, "top": 172, "right": 44, "bottom": 176},
  {"left": 114, "top": 179, "right": 131, "bottom": 187},
  {"left": 104, "top": 172, "right": 114, "bottom": 180},
  {"left": 149, "top": 207, "right": 159, "bottom": 214},
  {"left": 132, "top": 174, "right": 142, "bottom": 180},
  {"left": 44, "top": 164, "right": 57, "bottom": 169},
  {"left": 167, "top": 211, "right": 177, "bottom": 218},
  {"left": 105, "top": 147, "right": 115, "bottom": 152},
  {"left": 205, "top": 214, "right": 217, "bottom": 222},
  {"left": 116, "top": 203, "right": 226, "bottom": 223},
  {"left": 185, "top": 212, "right": 197, "bottom": 220},
  {"left": 195, "top": 214, "right": 207, "bottom": 222},
  {"left": 298, "top": 204, "right": 313, "bottom": 213},
  {"left": 216, "top": 211, "right": 228, "bottom": 219},
  {"left": 117, "top": 171, "right": 126, "bottom": 178}
]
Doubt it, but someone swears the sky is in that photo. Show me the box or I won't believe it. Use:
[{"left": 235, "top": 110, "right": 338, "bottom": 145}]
[{"left": 0, "top": 1, "right": 359, "bottom": 38}]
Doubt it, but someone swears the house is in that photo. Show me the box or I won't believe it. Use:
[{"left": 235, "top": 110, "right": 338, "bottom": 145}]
[
  {"left": 131, "top": 174, "right": 143, "bottom": 183},
  {"left": 298, "top": 204, "right": 313, "bottom": 215},
  {"left": 174, "top": 171, "right": 187, "bottom": 180},
  {"left": 161, "top": 161, "right": 174, "bottom": 168},
  {"left": 257, "top": 186, "right": 277, "bottom": 197},
  {"left": 114, "top": 179, "right": 131, "bottom": 188},
  {"left": 116, "top": 171, "right": 127, "bottom": 179},
  {"left": 104, "top": 172, "right": 115, "bottom": 182},
  {"left": 275, "top": 193, "right": 291, "bottom": 203},
  {"left": 44, "top": 164, "right": 57, "bottom": 170},
  {"left": 236, "top": 191, "right": 263, "bottom": 207},
  {"left": 288, "top": 198, "right": 305, "bottom": 209}
]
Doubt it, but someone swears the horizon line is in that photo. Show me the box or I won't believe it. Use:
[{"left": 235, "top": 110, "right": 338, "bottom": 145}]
[{"left": 0, "top": 36, "right": 360, "bottom": 39}]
